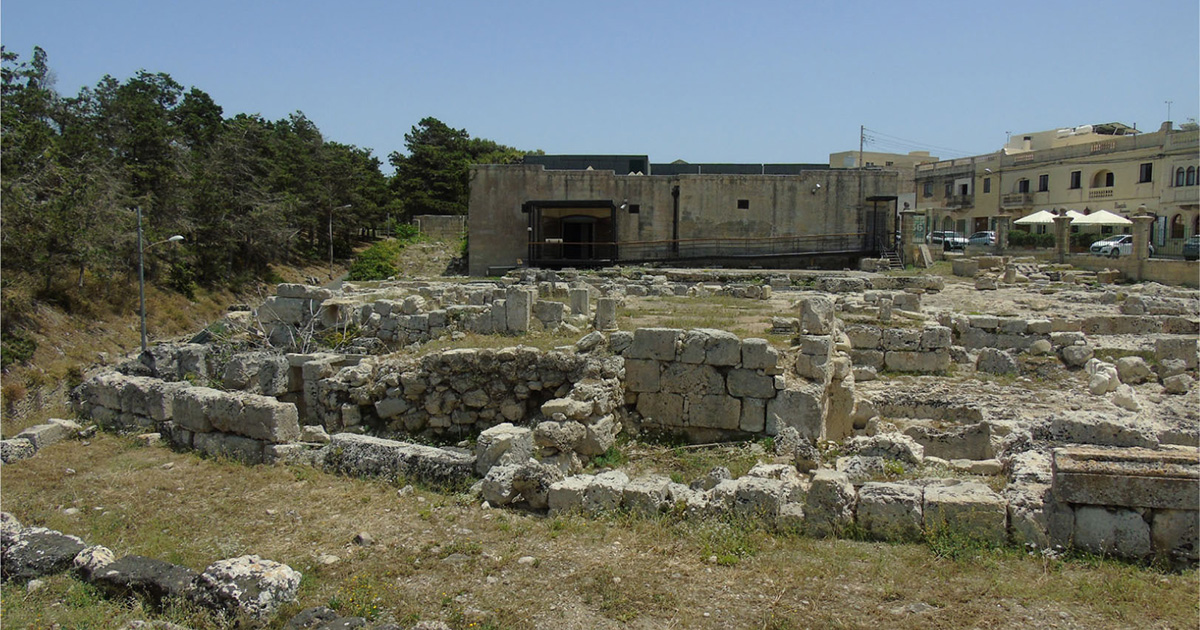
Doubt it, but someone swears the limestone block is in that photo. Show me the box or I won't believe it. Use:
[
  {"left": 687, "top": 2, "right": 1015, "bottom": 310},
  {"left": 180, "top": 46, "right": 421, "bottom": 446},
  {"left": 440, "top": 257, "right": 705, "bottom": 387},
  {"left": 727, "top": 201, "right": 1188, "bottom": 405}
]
[
  {"left": 193, "top": 432, "right": 265, "bottom": 465},
  {"left": 481, "top": 464, "right": 521, "bottom": 505},
  {"left": 540, "top": 398, "right": 594, "bottom": 421},
  {"left": 326, "top": 433, "right": 475, "bottom": 486},
  {"left": 1151, "top": 509, "right": 1199, "bottom": 564},
  {"left": 804, "top": 471, "right": 855, "bottom": 538},
  {"left": 1111, "top": 356, "right": 1151, "bottom": 385},
  {"left": 511, "top": 460, "right": 565, "bottom": 509},
  {"left": 263, "top": 443, "right": 319, "bottom": 466},
  {"left": 1059, "top": 344, "right": 1094, "bottom": 368},
  {"left": 505, "top": 287, "right": 533, "bottom": 333},
  {"left": 848, "top": 349, "right": 884, "bottom": 371},
  {"left": 766, "top": 384, "right": 824, "bottom": 439},
  {"left": 677, "top": 329, "right": 709, "bottom": 363},
  {"left": 1073, "top": 506, "right": 1151, "bottom": 559},
  {"left": 686, "top": 395, "right": 741, "bottom": 431},
  {"left": 951, "top": 258, "right": 979, "bottom": 277},
  {"left": 223, "top": 352, "right": 290, "bottom": 396},
  {"left": 1026, "top": 319, "right": 1053, "bottom": 335},
  {"left": 1163, "top": 373, "right": 1195, "bottom": 395},
  {"left": 727, "top": 369, "right": 775, "bottom": 399},
  {"left": 257, "top": 296, "right": 310, "bottom": 326},
  {"left": 622, "top": 475, "right": 672, "bottom": 516},
  {"left": 847, "top": 433, "right": 924, "bottom": 465},
  {"left": 583, "top": 470, "right": 630, "bottom": 514},
  {"left": 14, "top": 419, "right": 78, "bottom": 451},
  {"left": 976, "top": 348, "right": 1018, "bottom": 375},
  {"left": 594, "top": 298, "right": 618, "bottom": 331},
  {"left": 548, "top": 475, "right": 594, "bottom": 513},
  {"left": 797, "top": 296, "right": 835, "bottom": 335},
  {"left": 627, "top": 328, "right": 681, "bottom": 361},
  {"left": 1051, "top": 446, "right": 1197, "bottom": 510},
  {"left": 579, "top": 415, "right": 620, "bottom": 456},
  {"left": 569, "top": 288, "right": 590, "bottom": 318},
  {"left": 2, "top": 528, "right": 86, "bottom": 582},
  {"left": 172, "top": 386, "right": 226, "bottom": 433},
  {"left": 741, "top": 338, "right": 778, "bottom": 370},
  {"left": 1004, "top": 483, "right": 1053, "bottom": 548},
  {"left": 475, "top": 423, "right": 534, "bottom": 475},
  {"left": 714, "top": 477, "right": 788, "bottom": 519},
  {"left": 230, "top": 395, "right": 300, "bottom": 444},
  {"left": 883, "top": 350, "right": 950, "bottom": 373},
  {"left": 739, "top": 397, "right": 767, "bottom": 433},
  {"left": 660, "top": 363, "right": 724, "bottom": 395},
  {"left": 374, "top": 396, "right": 409, "bottom": 420},
  {"left": 893, "top": 292, "right": 921, "bottom": 312},
  {"left": 844, "top": 324, "right": 882, "bottom": 349},
  {"left": 882, "top": 328, "right": 921, "bottom": 351},
  {"left": 904, "top": 423, "right": 994, "bottom": 461},
  {"left": 1156, "top": 337, "right": 1198, "bottom": 369},
  {"left": 857, "top": 482, "right": 924, "bottom": 542},
  {"left": 1, "top": 438, "right": 36, "bottom": 464},
  {"left": 923, "top": 481, "right": 1008, "bottom": 545},
  {"left": 624, "top": 359, "right": 661, "bottom": 393},
  {"left": 146, "top": 380, "right": 188, "bottom": 422},
  {"left": 533, "top": 420, "right": 586, "bottom": 452},
  {"left": 533, "top": 300, "right": 565, "bottom": 327},
  {"left": 700, "top": 328, "right": 742, "bottom": 366},
  {"left": 196, "top": 555, "right": 301, "bottom": 620},
  {"left": 919, "top": 326, "right": 952, "bottom": 350}
]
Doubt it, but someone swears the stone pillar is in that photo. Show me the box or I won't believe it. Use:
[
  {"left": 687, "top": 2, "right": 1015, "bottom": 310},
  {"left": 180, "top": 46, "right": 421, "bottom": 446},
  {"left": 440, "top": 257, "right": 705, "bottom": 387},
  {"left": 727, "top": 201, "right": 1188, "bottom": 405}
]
[
  {"left": 504, "top": 287, "right": 533, "bottom": 333},
  {"left": 1131, "top": 214, "right": 1155, "bottom": 282},
  {"left": 899, "top": 209, "right": 919, "bottom": 268},
  {"left": 594, "top": 297, "right": 618, "bottom": 331},
  {"left": 995, "top": 215, "right": 1011, "bottom": 254},
  {"left": 1052, "top": 214, "right": 1073, "bottom": 264},
  {"left": 569, "top": 288, "right": 590, "bottom": 319}
]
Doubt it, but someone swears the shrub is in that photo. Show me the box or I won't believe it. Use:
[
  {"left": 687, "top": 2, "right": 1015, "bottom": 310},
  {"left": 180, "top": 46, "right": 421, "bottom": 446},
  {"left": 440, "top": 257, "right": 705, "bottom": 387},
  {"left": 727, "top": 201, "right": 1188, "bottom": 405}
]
[
  {"left": 1, "top": 329, "right": 37, "bottom": 368},
  {"left": 1008, "top": 230, "right": 1055, "bottom": 248},
  {"left": 347, "top": 240, "right": 404, "bottom": 281}
]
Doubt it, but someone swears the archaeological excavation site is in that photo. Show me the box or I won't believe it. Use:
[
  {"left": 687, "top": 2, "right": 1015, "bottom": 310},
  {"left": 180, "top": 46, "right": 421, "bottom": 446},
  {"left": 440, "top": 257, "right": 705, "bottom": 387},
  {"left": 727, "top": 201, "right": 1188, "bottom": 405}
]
[{"left": 3, "top": 257, "right": 1198, "bottom": 629}]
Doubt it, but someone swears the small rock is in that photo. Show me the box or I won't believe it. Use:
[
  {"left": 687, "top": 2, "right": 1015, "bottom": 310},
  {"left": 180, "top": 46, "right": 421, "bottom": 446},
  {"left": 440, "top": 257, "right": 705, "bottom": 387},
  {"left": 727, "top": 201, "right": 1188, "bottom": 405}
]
[
  {"left": 62, "top": 507, "right": 80, "bottom": 516},
  {"left": 397, "top": 485, "right": 414, "bottom": 497},
  {"left": 517, "top": 556, "right": 536, "bottom": 566},
  {"left": 317, "top": 554, "right": 339, "bottom": 566},
  {"left": 352, "top": 532, "right": 373, "bottom": 546},
  {"left": 1163, "top": 373, "right": 1194, "bottom": 395},
  {"left": 26, "top": 578, "right": 46, "bottom": 593}
]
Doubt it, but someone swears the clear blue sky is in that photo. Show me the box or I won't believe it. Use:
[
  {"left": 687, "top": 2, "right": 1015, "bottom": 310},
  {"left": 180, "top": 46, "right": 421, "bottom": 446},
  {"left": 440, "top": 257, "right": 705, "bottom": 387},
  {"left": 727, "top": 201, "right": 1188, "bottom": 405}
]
[{"left": 3, "top": 0, "right": 1197, "bottom": 170}]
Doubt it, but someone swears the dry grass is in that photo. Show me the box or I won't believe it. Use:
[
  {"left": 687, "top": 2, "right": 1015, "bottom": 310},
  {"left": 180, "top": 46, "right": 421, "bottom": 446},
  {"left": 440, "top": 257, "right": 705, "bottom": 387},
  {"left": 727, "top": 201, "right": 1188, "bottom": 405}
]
[{"left": 3, "top": 435, "right": 1196, "bottom": 630}]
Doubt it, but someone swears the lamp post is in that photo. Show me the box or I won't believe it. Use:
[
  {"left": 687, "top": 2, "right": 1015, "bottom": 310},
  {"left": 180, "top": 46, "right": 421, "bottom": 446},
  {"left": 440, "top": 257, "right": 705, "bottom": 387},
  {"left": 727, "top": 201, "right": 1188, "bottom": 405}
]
[
  {"left": 329, "top": 203, "right": 352, "bottom": 280},
  {"left": 136, "top": 206, "right": 184, "bottom": 353}
]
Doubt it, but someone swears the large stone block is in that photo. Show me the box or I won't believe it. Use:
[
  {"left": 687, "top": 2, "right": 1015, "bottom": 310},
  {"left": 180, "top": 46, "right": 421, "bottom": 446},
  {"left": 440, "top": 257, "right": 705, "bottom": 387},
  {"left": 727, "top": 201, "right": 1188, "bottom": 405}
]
[
  {"left": 172, "top": 386, "right": 226, "bottom": 433},
  {"left": 622, "top": 475, "right": 672, "bottom": 516},
  {"left": 741, "top": 338, "right": 779, "bottom": 370},
  {"left": 504, "top": 287, "right": 534, "bottom": 333},
  {"left": 739, "top": 397, "right": 767, "bottom": 433},
  {"left": 857, "top": 482, "right": 924, "bottom": 542},
  {"left": 548, "top": 475, "right": 593, "bottom": 514},
  {"left": 193, "top": 432, "right": 265, "bottom": 465},
  {"left": 726, "top": 369, "right": 776, "bottom": 399},
  {"left": 713, "top": 477, "right": 788, "bottom": 519},
  {"left": 627, "top": 328, "right": 682, "bottom": 361},
  {"left": 196, "top": 555, "right": 301, "bottom": 620},
  {"left": 635, "top": 392, "right": 683, "bottom": 426},
  {"left": 1051, "top": 446, "right": 1198, "bottom": 510},
  {"left": 844, "top": 324, "right": 882, "bottom": 350},
  {"left": 1, "top": 527, "right": 87, "bottom": 581},
  {"left": 883, "top": 350, "right": 950, "bottom": 373},
  {"left": 686, "top": 395, "right": 741, "bottom": 431},
  {"left": 1073, "top": 506, "right": 1151, "bottom": 559},
  {"left": 624, "top": 359, "right": 661, "bottom": 393},
  {"left": 326, "top": 434, "right": 475, "bottom": 486},
  {"left": 766, "top": 384, "right": 824, "bottom": 439},
  {"left": 660, "top": 363, "right": 724, "bottom": 395},
  {"left": 804, "top": 471, "right": 855, "bottom": 538},
  {"left": 924, "top": 481, "right": 1007, "bottom": 545},
  {"left": 583, "top": 470, "right": 630, "bottom": 514},
  {"left": 475, "top": 423, "right": 533, "bottom": 475},
  {"left": 1156, "top": 337, "right": 1198, "bottom": 370},
  {"left": 797, "top": 296, "right": 835, "bottom": 335},
  {"left": 230, "top": 395, "right": 300, "bottom": 444},
  {"left": 1151, "top": 509, "right": 1199, "bottom": 564}
]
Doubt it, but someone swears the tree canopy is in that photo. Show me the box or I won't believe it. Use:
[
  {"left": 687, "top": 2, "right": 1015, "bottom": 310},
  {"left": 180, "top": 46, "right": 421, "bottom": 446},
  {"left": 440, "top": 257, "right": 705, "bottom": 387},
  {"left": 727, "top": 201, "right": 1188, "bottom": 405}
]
[{"left": 1, "top": 47, "right": 534, "bottom": 316}]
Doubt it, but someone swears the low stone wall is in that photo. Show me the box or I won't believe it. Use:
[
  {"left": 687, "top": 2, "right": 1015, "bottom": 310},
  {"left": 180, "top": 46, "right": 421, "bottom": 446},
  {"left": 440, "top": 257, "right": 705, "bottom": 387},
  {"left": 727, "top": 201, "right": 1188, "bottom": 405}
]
[
  {"left": 73, "top": 372, "right": 302, "bottom": 465},
  {"left": 843, "top": 323, "right": 953, "bottom": 374},
  {"left": 1066, "top": 254, "right": 1200, "bottom": 288}
]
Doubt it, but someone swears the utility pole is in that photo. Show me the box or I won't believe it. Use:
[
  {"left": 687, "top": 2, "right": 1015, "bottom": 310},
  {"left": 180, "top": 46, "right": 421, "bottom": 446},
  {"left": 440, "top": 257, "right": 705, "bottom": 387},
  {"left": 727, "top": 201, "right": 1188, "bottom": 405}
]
[{"left": 1165, "top": 100, "right": 1173, "bottom": 122}]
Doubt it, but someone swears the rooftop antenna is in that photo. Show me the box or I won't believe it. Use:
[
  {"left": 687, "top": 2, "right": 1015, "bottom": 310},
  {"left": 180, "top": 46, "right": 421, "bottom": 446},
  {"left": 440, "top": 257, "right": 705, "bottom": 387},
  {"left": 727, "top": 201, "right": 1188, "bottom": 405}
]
[{"left": 1165, "top": 100, "right": 1173, "bottom": 122}]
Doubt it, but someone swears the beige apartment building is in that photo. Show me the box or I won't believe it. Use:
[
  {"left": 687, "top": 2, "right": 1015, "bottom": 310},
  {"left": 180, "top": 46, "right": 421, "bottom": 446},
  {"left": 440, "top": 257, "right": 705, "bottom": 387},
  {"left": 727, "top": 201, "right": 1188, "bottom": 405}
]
[
  {"left": 914, "top": 121, "right": 1200, "bottom": 252},
  {"left": 829, "top": 150, "right": 938, "bottom": 213}
]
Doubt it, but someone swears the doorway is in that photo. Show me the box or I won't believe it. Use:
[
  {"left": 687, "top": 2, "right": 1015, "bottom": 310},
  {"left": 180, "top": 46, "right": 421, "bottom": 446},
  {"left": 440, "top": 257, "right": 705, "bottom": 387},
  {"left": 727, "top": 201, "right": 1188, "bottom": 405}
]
[{"left": 562, "top": 217, "right": 596, "bottom": 259}]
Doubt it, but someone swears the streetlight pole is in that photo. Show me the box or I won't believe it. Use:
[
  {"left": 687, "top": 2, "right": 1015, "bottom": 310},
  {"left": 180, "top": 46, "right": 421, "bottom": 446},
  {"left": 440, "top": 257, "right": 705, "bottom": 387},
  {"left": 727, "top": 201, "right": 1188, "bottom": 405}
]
[
  {"left": 329, "top": 203, "right": 352, "bottom": 280},
  {"left": 136, "top": 206, "right": 184, "bottom": 353}
]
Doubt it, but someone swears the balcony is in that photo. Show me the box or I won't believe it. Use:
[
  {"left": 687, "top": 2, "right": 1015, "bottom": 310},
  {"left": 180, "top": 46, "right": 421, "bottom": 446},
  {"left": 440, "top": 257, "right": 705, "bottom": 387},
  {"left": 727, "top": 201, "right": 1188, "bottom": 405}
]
[
  {"left": 1088, "top": 188, "right": 1114, "bottom": 200},
  {"left": 1163, "top": 186, "right": 1199, "bottom": 204},
  {"left": 945, "top": 194, "right": 974, "bottom": 210},
  {"left": 1001, "top": 193, "right": 1033, "bottom": 209}
]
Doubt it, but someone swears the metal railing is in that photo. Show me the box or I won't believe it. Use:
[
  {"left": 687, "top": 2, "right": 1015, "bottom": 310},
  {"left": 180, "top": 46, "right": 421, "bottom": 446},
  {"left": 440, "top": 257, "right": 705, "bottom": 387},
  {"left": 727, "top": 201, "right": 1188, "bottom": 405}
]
[{"left": 528, "top": 232, "right": 869, "bottom": 266}]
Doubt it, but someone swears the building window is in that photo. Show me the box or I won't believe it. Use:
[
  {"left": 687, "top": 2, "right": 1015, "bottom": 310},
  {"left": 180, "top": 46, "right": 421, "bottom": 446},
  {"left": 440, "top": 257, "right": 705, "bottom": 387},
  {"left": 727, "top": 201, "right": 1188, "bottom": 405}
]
[
  {"left": 923, "top": 182, "right": 933, "bottom": 197},
  {"left": 944, "top": 183, "right": 952, "bottom": 197},
  {"left": 1069, "top": 171, "right": 1082, "bottom": 189},
  {"left": 983, "top": 178, "right": 991, "bottom": 193},
  {"left": 885, "top": 161, "right": 894, "bottom": 166},
  {"left": 1188, "top": 166, "right": 1197, "bottom": 186},
  {"left": 1177, "top": 167, "right": 1187, "bottom": 187},
  {"left": 959, "top": 183, "right": 969, "bottom": 195},
  {"left": 737, "top": 199, "right": 749, "bottom": 210},
  {"left": 1101, "top": 225, "right": 1114, "bottom": 235},
  {"left": 627, "top": 204, "right": 640, "bottom": 214},
  {"left": 1092, "top": 171, "right": 1114, "bottom": 188},
  {"left": 1171, "top": 214, "right": 1185, "bottom": 239},
  {"left": 1017, "top": 179, "right": 1030, "bottom": 194},
  {"left": 1138, "top": 163, "right": 1153, "bottom": 183},
  {"left": 1038, "top": 174, "right": 1049, "bottom": 192}
]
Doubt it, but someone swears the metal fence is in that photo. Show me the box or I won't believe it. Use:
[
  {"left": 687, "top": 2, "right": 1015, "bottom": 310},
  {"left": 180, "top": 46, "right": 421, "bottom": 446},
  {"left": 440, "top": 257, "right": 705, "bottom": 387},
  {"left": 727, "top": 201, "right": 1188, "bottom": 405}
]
[{"left": 528, "top": 233, "right": 869, "bottom": 266}]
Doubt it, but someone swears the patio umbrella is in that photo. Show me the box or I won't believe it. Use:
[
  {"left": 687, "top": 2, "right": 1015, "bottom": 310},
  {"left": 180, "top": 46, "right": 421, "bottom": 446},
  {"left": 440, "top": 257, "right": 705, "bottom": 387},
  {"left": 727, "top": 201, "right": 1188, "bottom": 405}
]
[
  {"left": 1014, "top": 210, "right": 1085, "bottom": 225},
  {"left": 1072, "top": 209, "right": 1132, "bottom": 226}
]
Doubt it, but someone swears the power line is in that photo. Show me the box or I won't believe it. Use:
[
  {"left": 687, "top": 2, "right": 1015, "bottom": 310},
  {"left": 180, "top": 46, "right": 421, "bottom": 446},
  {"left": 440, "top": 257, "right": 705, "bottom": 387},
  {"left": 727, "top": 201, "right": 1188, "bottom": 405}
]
[{"left": 863, "top": 127, "right": 977, "bottom": 158}]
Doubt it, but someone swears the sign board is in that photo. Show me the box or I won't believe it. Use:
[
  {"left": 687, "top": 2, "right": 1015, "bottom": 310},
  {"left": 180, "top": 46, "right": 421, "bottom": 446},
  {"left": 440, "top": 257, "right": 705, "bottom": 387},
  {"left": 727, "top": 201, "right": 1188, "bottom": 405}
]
[{"left": 914, "top": 216, "right": 927, "bottom": 241}]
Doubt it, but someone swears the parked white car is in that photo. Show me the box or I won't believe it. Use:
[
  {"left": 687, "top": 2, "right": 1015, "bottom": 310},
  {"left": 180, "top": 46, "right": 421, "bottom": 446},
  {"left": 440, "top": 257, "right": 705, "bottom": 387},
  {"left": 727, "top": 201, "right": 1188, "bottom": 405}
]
[{"left": 1089, "top": 234, "right": 1153, "bottom": 258}]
